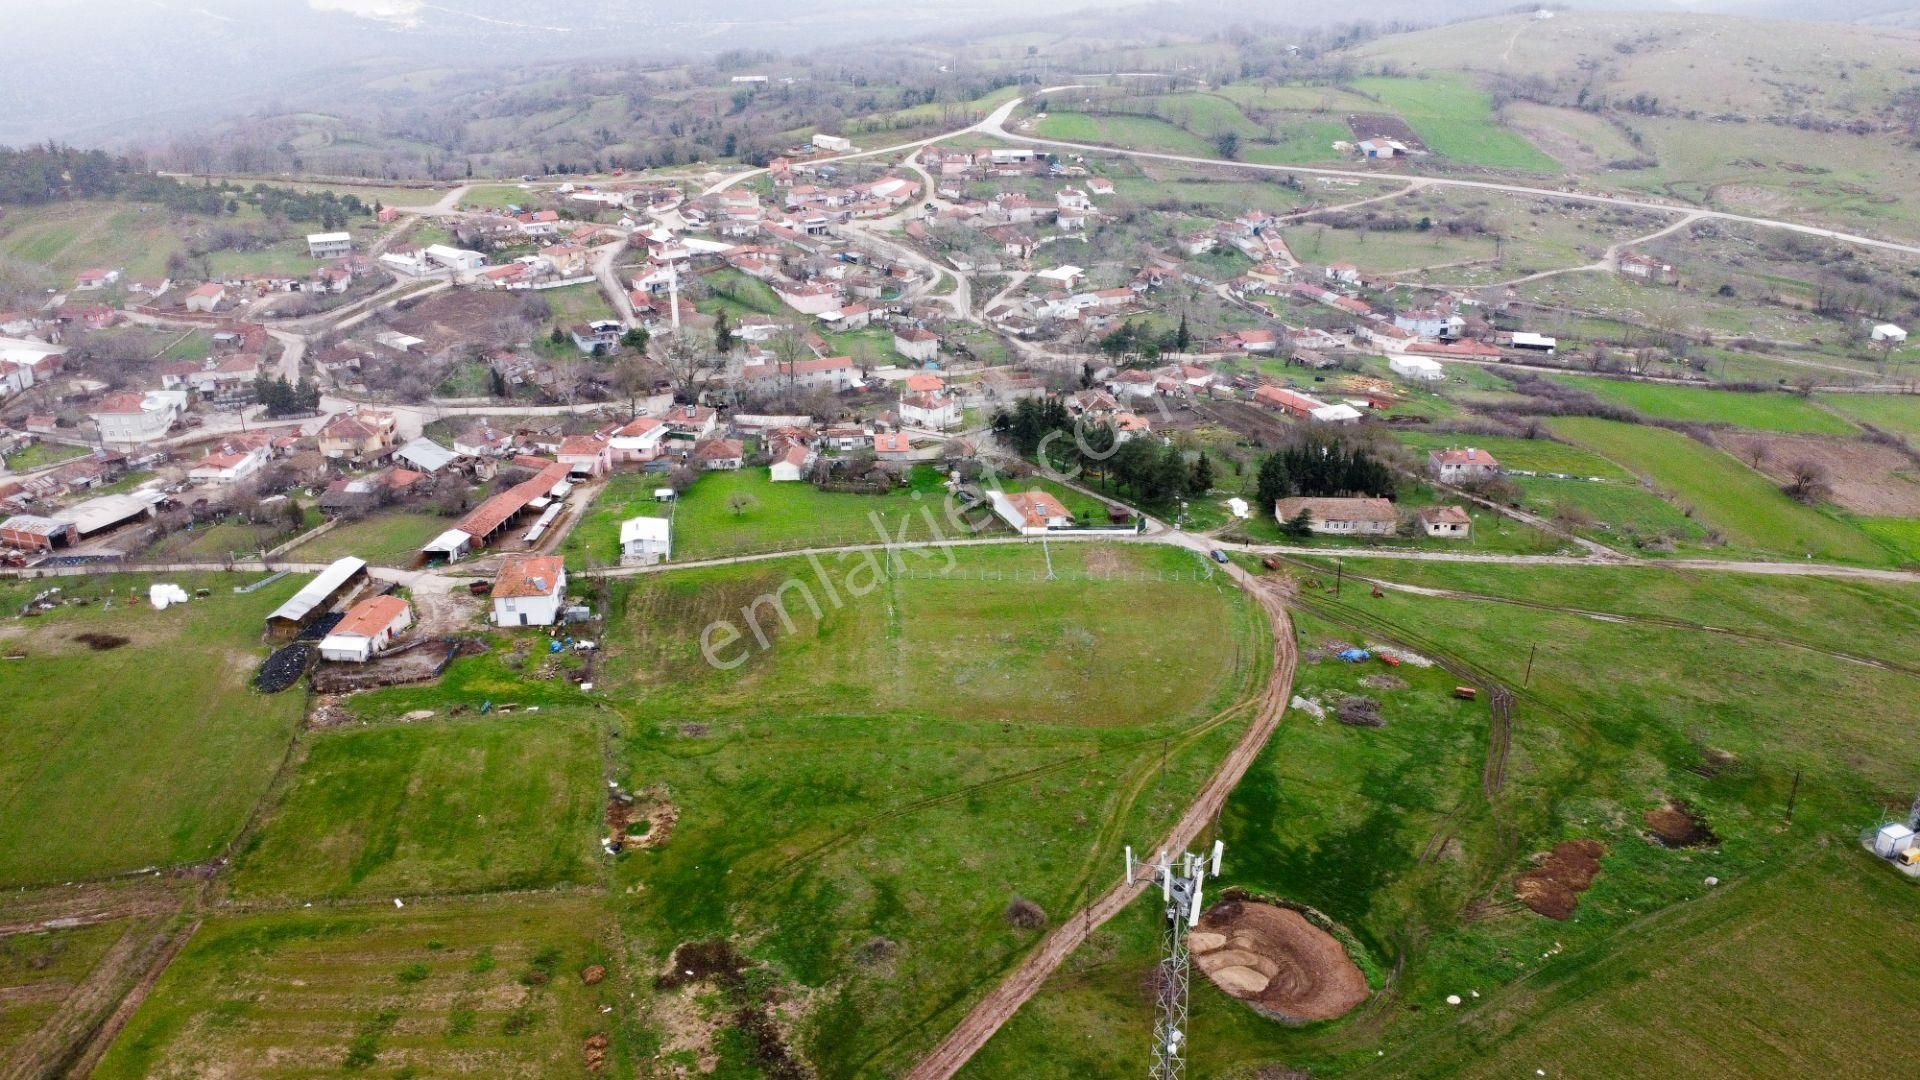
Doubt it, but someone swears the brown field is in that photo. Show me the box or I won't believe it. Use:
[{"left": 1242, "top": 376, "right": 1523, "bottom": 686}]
[
  {"left": 1346, "top": 113, "right": 1426, "bottom": 151},
  {"left": 388, "top": 290, "right": 525, "bottom": 353},
  {"left": 1716, "top": 432, "right": 1920, "bottom": 516}
]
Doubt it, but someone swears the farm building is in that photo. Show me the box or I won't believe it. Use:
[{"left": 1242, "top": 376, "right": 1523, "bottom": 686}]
[
  {"left": 0, "top": 514, "right": 77, "bottom": 551},
  {"left": 491, "top": 555, "right": 567, "bottom": 627},
  {"left": 1417, "top": 505, "right": 1473, "bottom": 539},
  {"left": 1429, "top": 447, "right": 1501, "bottom": 485},
  {"left": 393, "top": 437, "right": 458, "bottom": 474},
  {"left": 769, "top": 442, "right": 814, "bottom": 482},
  {"left": 318, "top": 594, "right": 413, "bottom": 662},
  {"left": 266, "top": 557, "right": 371, "bottom": 640},
  {"left": 1872, "top": 323, "right": 1908, "bottom": 345},
  {"left": 306, "top": 232, "right": 354, "bottom": 258},
  {"left": 1508, "top": 332, "right": 1557, "bottom": 355},
  {"left": 423, "top": 461, "right": 570, "bottom": 561},
  {"left": 619, "top": 516, "right": 672, "bottom": 564},
  {"left": 1617, "top": 252, "right": 1677, "bottom": 285},
  {"left": 1273, "top": 496, "right": 1397, "bottom": 536},
  {"left": 53, "top": 492, "right": 158, "bottom": 538},
  {"left": 1389, "top": 355, "right": 1445, "bottom": 382}
]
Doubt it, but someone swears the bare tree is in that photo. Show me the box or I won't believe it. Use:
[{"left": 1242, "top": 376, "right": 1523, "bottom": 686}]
[
  {"left": 655, "top": 330, "right": 724, "bottom": 403},
  {"left": 1782, "top": 458, "right": 1829, "bottom": 504}
]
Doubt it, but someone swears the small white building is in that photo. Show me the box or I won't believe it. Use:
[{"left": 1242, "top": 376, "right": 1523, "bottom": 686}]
[
  {"left": 1871, "top": 323, "right": 1908, "bottom": 345},
  {"left": 1389, "top": 355, "right": 1446, "bottom": 382},
  {"left": 769, "top": 442, "right": 815, "bottom": 482},
  {"left": 812, "top": 133, "right": 854, "bottom": 153},
  {"left": 491, "top": 555, "right": 567, "bottom": 627},
  {"left": 894, "top": 327, "right": 940, "bottom": 363},
  {"left": 307, "top": 232, "right": 354, "bottom": 259},
  {"left": 1417, "top": 505, "right": 1472, "bottom": 539},
  {"left": 619, "top": 516, "right": 672, "bottom": 565},
  {"left": 318, "top": 595, "right": 413, "bottom": 662},
  {"left": 424, "top": 245, "right": 487, "bottom": 273}
]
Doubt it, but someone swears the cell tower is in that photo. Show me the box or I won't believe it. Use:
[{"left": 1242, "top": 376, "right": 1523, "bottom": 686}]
[{"left": 1125, "top": 841, "right": 1223, "bottom": 1080}]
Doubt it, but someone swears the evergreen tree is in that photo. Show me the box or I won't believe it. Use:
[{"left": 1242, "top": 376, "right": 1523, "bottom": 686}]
[
  {"left": 1190, "top": 453, "right": 1214, "bottom": 494},
  {"left": 1175, "top": 312, "right": 1191, "bottom": 352},
  {"left": 1256, "top": 452, "right": 1293, "bottom": 517},
  {"left": 713, "top": 311, "right": 734, "bottom": 354}
]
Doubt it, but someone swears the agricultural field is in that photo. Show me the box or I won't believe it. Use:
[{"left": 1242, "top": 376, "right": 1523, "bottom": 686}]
[
  {"left": 588, "top": 465, "right": 986, "bottom": 563},
  {"left": 94, "top": 896, "right": 625, "bottom": 1079},
  {"left": 289, "top": 510, "right": 459, "bottom": 566},
  {"left": 0, "top": 199, "right": 189, "bottom": 281},
  {"left": 1283, "top": 220, "right": 1498, "bottom": 276},
  {"left": 460, "top": 183, "right": 541, "bottom": 210},
  {"left": 1032, "top": 110, "right": 1219, "bottom": 157},
  {"left": 1387, "top": 431, "right": 1630, "bottom": 479},
  {"left": 602, "top": 542, "right": 1268, "bottom": 1076},
  {"left": 1816, "top": 392, "right": 1920, "bottom": 440},
  {"left": 1, "top": 440, "right": 89, "bottom": 472},
  {"left": 970, "top": 558, "right": 1920, "bottom": 1077},
  {"left": 0, "top": 572, "right": 307, "bottom": 887},
  {"left": 1347, "top": 75, "right": 1558, "bottom": 172},
  {"left": 1556, "top": 376, "right": 1859, "bottom": 435},
  {"left": 541, "top": 281, "right": 617, "bottom": 327},
  {"left": 1549, "top": 417, "right": 1892, "bottom": 563},
  {"left": 227, "top": 712, "right": 603, "bottom": 900}
]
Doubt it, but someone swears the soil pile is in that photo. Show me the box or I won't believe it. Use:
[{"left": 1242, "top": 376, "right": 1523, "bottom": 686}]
[
  {"left": 1514, "top": 839, "right": 1607, "bottom": 919},
  {"left": 1644, "top": 800, "right": 1718, "bottom": 847},
  {"left": 1190, "top": 900, "right": 1369, "bottom": 1022},
  {"left": 72, "top": 632, "right": 129, "bottom": 651},
  {"left": 1335, "top": 696, "right": 1383, "bottom": 727}
]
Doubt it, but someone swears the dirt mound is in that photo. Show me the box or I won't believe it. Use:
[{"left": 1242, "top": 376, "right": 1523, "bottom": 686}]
[
  {"left": 72, "top": 632, "right": 130, "bottom": 651},
  {"left": 585, "top": 1031, "right": 609, "bottom": 1074},
  {"left": 580, "top": 964, "right": 606, "bottom": 985},
  {"left": 1191, "top": 900, "right": 1369, "bottom": 1023},
  {"left": 1514, "top": 839, "right": 1607, "bottom": 920},
  {"left": 605, "top": 786, "right": 677, "bottom": 852},
  {"left": 1359, "top": 674, "right": 1407, "bottom": 691},
  {"left": 1644, "top": 800, "right": 1718, "bottom": 848},
  {"left": 1335, "top": 696, "right": 1383, "bottom": 727}
]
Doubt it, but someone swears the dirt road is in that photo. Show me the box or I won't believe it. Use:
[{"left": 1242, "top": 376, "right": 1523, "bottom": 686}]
[{"left": 905, "top": 563, "right": 1298, "bottom": 1080}]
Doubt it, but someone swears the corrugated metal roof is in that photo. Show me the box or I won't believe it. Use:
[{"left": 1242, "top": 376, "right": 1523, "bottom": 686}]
[{"left": 268, "top": 558, "right": 367, "bottom": 625}]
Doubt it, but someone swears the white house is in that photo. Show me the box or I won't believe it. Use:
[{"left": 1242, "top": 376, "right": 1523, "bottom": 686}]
[
  {"left": 988, "top": 489, "right": 1073, "bottom": 535},
  {"left": 306, "top": 232, "right": 354, "bottom": 259},
  {"left": 188, "top": 444, "right": 268, "bottom": 484},
  {"left": 1872, "top": 323, "right": 1908, "bottom": 345},
  {"left": 183, "top": 283, "right": 227, "bottom": 314},
  {"left": 318, "top": 595, "right": 413, "bottom": 662},
  {"left": 619, "top": 516, "right": 672, "bottom": 565},
  {"left": 1389, "top": 355, "right": 1446, "bottom": 382},
  {"left": 769, "top": 441, "right": 815, "bottom": 482},
  {"left": 491, "top": 555, "right": 567, "bottom": 627},
  {"left": 900, "top": 391, "right": 960, "bottom": 430},
  {"left": 610, "top": 415, "right": 671, "bottom": 464},
  {"left": 894, "top": 327, "right": 940, "bottom": 363},
  {"left": 91, "top": 390, "right": 187, "bottom": 446},
  {"left": 1429, "top": 447, "right": 1501, "bottom": 484},
  {"left": 424, "top": 245, "right": 487, "bottom": 273},
  {"left": 1417, "top": 505, "right": 1473, "bottom": 540}
]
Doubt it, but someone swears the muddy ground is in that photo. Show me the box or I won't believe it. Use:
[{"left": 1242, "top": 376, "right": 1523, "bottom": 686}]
[
  {"left": 1191, "top": 899, "right": 1370, "bottom": 1023},
  {"left": 1513, "top": 838, "right": 1607, "bottom": 919}
]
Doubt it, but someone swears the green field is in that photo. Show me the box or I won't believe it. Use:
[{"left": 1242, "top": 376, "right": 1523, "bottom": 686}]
[
  {"left": 1, "top": 441, "right": 89, "bottom": 471},
  {"left": 603, "top": 542, "right": 1267, "bottom": 1076},
  {"left": 970, "top": 557, "right": 1920, "bottom": 1077},
  {"left": 0, "top": 920, "right": 137, "bottom": 1057},
  {"left": 1512, "top": 475, "right": 1710, "bottom": 550},
  {"left": 1560, "top": 377, "right": 1860, "bottom": 435},
  {"left": 94, "top": 896, "right": 624, "bottom": 1079},
  {"left": 576, "top": 466, "right": 982, "bottom": 564},
  {"left": 1389, "top": 431, "right": 1631, "bottom": 478},
  {"left": 459, "top": 183, "right": 538, "bottom": 210},
  {"left": 1033, "top": 111, "right": 1219, "bottom": 156},
  {"left": 0, "top": 573, "right": 307, "bottom": 886},
  {"left": 1284, "top": 220, "right": 1498, "bottom": 274},
  {"left": 1550, "top": 417, "right": 1891, "bottom": 563},
  {"left": 228, "top": 714, "right": 602, "bottom": 900},
  {"left": 290, "top": 510, "right": 458, "bottom": 566},
  {"left": 1816, "top": 392, "right": 1920, "bottom": 439},
  {"left": 0, "top": 200, "right": 187, "bottom": 280},
  {"left": 1349, "top": 74, "right": 1559, "bottom": 172}
]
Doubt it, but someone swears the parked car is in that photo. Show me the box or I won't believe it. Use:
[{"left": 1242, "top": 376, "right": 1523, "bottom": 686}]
[{"left": 1209, "top": 549, "right": 1229, "bottom": 564}]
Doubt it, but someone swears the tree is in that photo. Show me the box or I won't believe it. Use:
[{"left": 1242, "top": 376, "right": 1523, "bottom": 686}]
[
  {"left": 489, "top": 366, "right": 509, "bottom": 398},
  {"left": 1190, "top": 452, "right": 1214, "bottom": 494},
  {"left": 657, "top": 329, "right": 725, "bottom": 403},
  {"left": 1174, "top": 312, "right": 1191, "bottom": 353},
  {"left": 613, "top": 356, "right": 652, "bottom": 418},
  {"left": 549, "top": 325, "right": 566, "bottom": 345},
  {"left": 1279, "top": 508, "right": 1315, "bottom": 538},
  {"left": 713, "top": 310, "right": 734, "bottom": 355},
  {"left": 1783, "top": 459, "right": 1829, "bottom": 504},
  {"left": 1213, "top": 131, "right": 1240, "bottom": 160},
  {"left": 1256, "top": 453, "right": 1292, "bottom": 516},
  {"left": 726, "top": 492, "right": 758, "bottom": 516},
  {"left": 621, "top": 327, "right": 650, "bottom": 351}
]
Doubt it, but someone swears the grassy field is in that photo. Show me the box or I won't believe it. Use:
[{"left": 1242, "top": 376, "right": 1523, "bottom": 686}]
[
  {"left": 290, "top": 510, "right": 457, "bottom": 566},
  {"left": 1388, "top": 431, "right": 1632, "bottom": 479},
  {"left": 460, "top": 183, "right": 538, "bottom": 210},
  {"left": 1559, "top": 377, "right": 1860, "bottom": 435},
  {"left": 0, "top": 920, "right": 137, "bottom": 1056},
  {"left": 227, "top": 713, "right": 603, "bottom": 900},
  {"left": 1, "top": 440, "right": 89, "bottom": 471},
  {"left": 1348, "top": 74, "right": 1558, "bottom": 172},
  {"left": 94, "top": 896, "right": 625, "bottom": 1078},
  {"left": 1512, "top": 475, "right": 1710, "bottom": 550},
  {"left": 573, "top": 466, "right": 982, "bottom": 564},
  {"left": 1816, "top": 392, "right": 1920, "bottom": 439},
  {"left": 1550, "top": 417, "right": 1891, "bottom": 563},
  {"left": 543, "top": 281, "right": 616, "bottom": 328},
  {"left": 1283, "top": 220, "right": 1498, "bottom": 274},
  {"left": 970, "top": 556, "right": 1920, "bottom": 1077},
  {"left": 0, "top": 200, "right": 188, "bottom": 280},
  {"left": 1032, "top": 110, "right": 1219, "bottom": 156},
  {"left": 602, "top": 542, "right": 1267, "bottom": 1076},
  {"left": 0, "top": 573, "right": 307, "bottom": 886}
]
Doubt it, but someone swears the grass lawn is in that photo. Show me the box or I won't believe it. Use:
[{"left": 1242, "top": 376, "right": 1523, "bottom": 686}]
[
  {"left": 227, "top": 713, "right": 603, "bottom": 900},
  {"left": 0, "top": 920, "right": 137, "bottom": 1057},
  {"left": 1815, "top": 392, "right": 1920, "bottom": 439},
  {"left": 1033, "top": 110, "right": 1219, "bottom": 156},
  {"left": 1550, "top": 417, "right": 1891, "bottom": 564},
  {"left": 646, "top": 465, "right": 972, "bottom": 562},
  {"left": 1283, "top": 221, "right": 1498, "bottom": 274},
  {"left": 542, "top": 281, "right": 615, "bottom": 327},
  {"left": 1511, "top": 475, "right": 1709, "bottom": 551},
  {"left": 969, "top": 558, "right": 1920, "bottom": 1077},
  {"left": 290, "top": 510, "right": 458, "bottom": 567},
  {"left": 1349, "top": 74, "right": 1558, "bottom": 172},
  {"left": 559, "top": 473, "right": 675, "bottom": 570},
  {"left": 602, "top": 542, "right": 1267, "bottom": 1076},
  {"left": 2, "top": 441, "right": 89, "bottom": 471},
  {"left": 94, "top": 896, "right": 626, "bottom": 1079},
  {"left": 0, "top": 573, "right": 307, "bottom": 886},
  {"left": 1389, "top": 431, "right": 1630, "bottom": 479},
  {"left": 460, "top": 183, "right": 539, "bottom": 210},
  {"left": 1558, "top": 376, "right": 1860, "bottom": 435},
  {"left": 698, "top": 267, "right": 784, "bottom": 319},
  {"left": 0, "top": 199, "right": 188, "bottom": 280}
]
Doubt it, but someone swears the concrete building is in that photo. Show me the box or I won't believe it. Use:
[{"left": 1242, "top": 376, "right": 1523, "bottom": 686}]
[
  {"left": 1273, "top": 496, "right": 1397, "bottom": 536},
  {"left": 491, "top": 555, "right": 567, "bottom": 627},
  {"left": 988, "top": 489, "right": 1073, "bottom": 536},
  {"left": 1417, "top": 505, "right": 1473, "bottom": 539},
  {"left": 1428, "top": 447, "right": 1501, "bottom": 485},
  {"left": 619, "top": 516, "right": 672, "bottom": 564},
  {"left": 306, "top": 232, "right": 354, "bottom": 258},
  {"left": 91, "top": 390, "right": 187, "bottom": 445},
  {"left": 318, "top": 595, "right": 413, "bottom": 662}
]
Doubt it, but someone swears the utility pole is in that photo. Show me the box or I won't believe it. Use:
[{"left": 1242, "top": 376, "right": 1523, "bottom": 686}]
[{"left": 1523, "top": 643, "right": 1537, "bottom": 688}]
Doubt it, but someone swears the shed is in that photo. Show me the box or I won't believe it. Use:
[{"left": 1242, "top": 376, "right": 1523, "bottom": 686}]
[
  {"left": 266, "top": 557, "right": 370, "bottom": 639},
  {"left": 620, "top": 516, "right": 672, "bottom": 564},
  {"left": 393, "top": 437, "right": 458, "bottom": 474},
  {"left": 0, "top": 514, "right": 77, "bottom": 551},
  {"left": 318, "top": 594, "right": 412, "bottom": 662}
]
